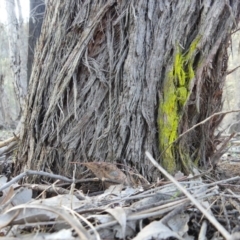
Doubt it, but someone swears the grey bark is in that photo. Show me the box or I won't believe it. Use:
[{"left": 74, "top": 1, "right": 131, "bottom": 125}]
[
  {"left": 27, "top": 0, "right": 45, "bottom": 84},
  {"left": 0, "top": 75, "right": 6, "bottom": 124},
  {"left": 0, "top": 74, "right": 13, "bottom": 128},
  {"left": 5, "top": 0, "right": 27, "bottom": 118},
  {"left": 16, "top": 0, "right": 240, "bottom": 180}
]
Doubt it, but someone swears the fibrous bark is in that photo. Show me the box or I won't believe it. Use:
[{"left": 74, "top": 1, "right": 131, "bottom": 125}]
[
  {"left": 16, "top": 0, "right": 240, "bottom": 180},
  {"left": 27, "top": 0, "right": 45, "bottom": 84}
]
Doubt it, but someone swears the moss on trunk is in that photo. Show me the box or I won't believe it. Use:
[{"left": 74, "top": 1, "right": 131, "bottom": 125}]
[{"left": 158, "top": 37, "right": 201, "bottom": 174}]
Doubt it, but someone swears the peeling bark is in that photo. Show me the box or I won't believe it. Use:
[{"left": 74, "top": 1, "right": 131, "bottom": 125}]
[
  {"left": 16, "top": 0, "right": 240, "bottom": 180},
  {"left": 27, "top": 0, "right": 45, "bottom": 84}
]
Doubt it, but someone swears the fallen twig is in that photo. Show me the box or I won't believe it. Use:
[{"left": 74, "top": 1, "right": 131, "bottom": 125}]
[
  {"left": 22, "top": 183, "right": 85, "bottom": 200},
  {"left": 145, "top": 151, "right": 232, "bottom": 240},
  {"left": 0, "top": 141, "right": 18, "bottom": 157},
  {"left": 0, "top": 170, "right": 126, "bottom": 192},
  {"left": 0, "top": 135, "right": 19, "bottom": 148},
  {"left": 198, "top": 220, "right": 208, "bottom": 240},
  {"left": 227, "top": 65, "right": 240, "bottom": 75}
]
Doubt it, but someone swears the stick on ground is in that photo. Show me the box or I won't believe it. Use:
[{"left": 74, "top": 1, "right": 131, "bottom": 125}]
[{"left": 145, "top": 151, "right": 232, "bottom": 240}]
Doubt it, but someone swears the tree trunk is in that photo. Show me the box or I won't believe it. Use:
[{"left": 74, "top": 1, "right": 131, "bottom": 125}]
[
  {"left": 16, "top": 0, "right": 240, "bottom": 181},
  {"left": 27, "top": 0, "right": 45, "bottom": 84},
  {"left": 0, "top": 74, "right": 14, "bottom": 128},
  {"left": 0, "top": 75, "right": 6, "bottom": 125},
  {"left": 5, "top": 0, "right": 27, "bottom": 118}
]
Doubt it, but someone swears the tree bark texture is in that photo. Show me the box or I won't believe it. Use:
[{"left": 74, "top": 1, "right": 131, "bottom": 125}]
[
  {"left": 0, "top": 74, "right": 13, "bottom": 128},
  {"left": 0, "top": 75, "right": 6, "bottom": 124},
  {"left": 27, "top": 0, "right": 45, "bottom": 84},
  {"left": 16, "top": 0, "right": 240, "bottom": 180},
  {"left": 5, "top": 0, "right": 27, "bottom": 118}
]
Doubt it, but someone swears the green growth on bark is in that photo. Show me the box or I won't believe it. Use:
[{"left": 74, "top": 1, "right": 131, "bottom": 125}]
[{"left": 158, "top": 37, "right": 200, "bottom": 174}]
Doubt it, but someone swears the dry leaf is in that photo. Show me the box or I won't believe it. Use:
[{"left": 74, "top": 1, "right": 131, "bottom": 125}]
[
  {"left": 0, "top": 186, "right": 14, "bottom": 205},
  {"left": 105, "top": 207, "right": 127, "bottom": 238},
  {"left": 0, "top": 209, "right": 20, "bottom": 229},
  {"left": 132, "top": 221, "right": 184, "bottom": 240},
  {"left": 167, "top": 213, "right": 189, "bottom": 237},
  {"left": 11, "top": 187, "right": 32, "bottom": 206},
  {"left": 36, "top": 229, "right": 76, "bottom": 240}
]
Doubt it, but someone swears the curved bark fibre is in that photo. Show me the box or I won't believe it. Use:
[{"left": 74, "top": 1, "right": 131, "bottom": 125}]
[
  {"left": 27, "top": 0, "right": 45, "bottom": 84},
  {"left": 16, "top": 0, "right": 240, "bottom": 180}
]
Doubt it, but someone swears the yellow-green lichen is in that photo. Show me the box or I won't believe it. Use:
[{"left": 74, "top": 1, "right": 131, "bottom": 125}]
[
  {"left": 174, "top": 52, "right": 186, "bottom": 86},
  {"left": 158, "top": 36, "right": 201, "bottom": 174},
  {"left": 177, "top": 87, "right": 188, "bottom": 106}
]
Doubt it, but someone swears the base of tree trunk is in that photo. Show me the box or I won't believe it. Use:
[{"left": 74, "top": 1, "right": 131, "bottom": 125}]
[{"left": 15, "top": 0, "right": 240, "bottom": 181}]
